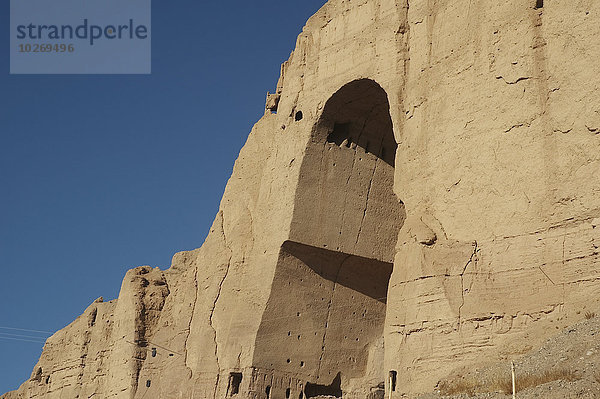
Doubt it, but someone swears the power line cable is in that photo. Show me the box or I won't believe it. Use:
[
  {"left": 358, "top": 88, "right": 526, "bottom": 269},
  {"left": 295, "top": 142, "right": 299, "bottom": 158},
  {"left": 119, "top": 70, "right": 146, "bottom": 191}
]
[
  {"left": 0, "top": 332, "right": 49, "bottom": 340},
  {"left": 0, "top": 336, "right": 46, "bottom": 344},
  {"left": 0, "top": 326, "right": 53, "bottom": 335}
]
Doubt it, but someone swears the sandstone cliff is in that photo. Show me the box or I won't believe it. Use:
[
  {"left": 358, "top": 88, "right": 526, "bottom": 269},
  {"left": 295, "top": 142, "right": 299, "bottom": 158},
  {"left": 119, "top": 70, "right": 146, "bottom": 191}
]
[{"left": 4, "top": 0, "right": 600, "bottom": 398}]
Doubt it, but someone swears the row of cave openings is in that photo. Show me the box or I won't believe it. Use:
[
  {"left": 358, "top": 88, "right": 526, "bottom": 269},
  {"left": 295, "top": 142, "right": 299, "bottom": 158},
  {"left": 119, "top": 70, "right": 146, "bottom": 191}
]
[
  {"left": 226, "top": 372, "right": 342, "bottom": 399},
  {"left": 226, "top": 371, "right": 399, "bottom": 398}
]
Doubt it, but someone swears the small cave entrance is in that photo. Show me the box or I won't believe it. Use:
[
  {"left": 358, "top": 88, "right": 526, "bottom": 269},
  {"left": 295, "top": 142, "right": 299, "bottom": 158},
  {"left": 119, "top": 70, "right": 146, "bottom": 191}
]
[
  {"left": 254, "top": 79, "right": 404, "bottom": 394},
  {"left": 227, "top": 372, "right": 243, "bottom": 396},
  {"left": 305, "top": 373, "right": 342, "bottom": 398}
]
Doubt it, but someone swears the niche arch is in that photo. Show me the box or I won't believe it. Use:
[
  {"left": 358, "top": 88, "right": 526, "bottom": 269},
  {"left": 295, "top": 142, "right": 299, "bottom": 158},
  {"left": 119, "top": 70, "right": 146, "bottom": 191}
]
[
  {"left": 313, "top": 78, "right": 397, "bottom": 167},
  {"left": 253, "top": 79, "right": 405, "bottom": 398},
  {"left": 290, "top": 78, "right": 404, "bottom": 261}
]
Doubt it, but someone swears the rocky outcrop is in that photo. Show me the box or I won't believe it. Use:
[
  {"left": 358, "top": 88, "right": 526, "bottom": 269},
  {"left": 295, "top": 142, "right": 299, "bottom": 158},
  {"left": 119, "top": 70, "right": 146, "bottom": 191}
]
[
  {"left": 3, "top": 266, "right": 170, "bottom": 398},
  {"left": 4, "top": 0, "right": 600, "bottom": 398}
]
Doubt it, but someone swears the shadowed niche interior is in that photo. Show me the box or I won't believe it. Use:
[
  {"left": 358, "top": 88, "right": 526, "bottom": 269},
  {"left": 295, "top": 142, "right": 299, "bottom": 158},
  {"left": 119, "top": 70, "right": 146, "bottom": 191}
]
[{"left": 319, "top": 79, "right": 397, "bottom": 167}]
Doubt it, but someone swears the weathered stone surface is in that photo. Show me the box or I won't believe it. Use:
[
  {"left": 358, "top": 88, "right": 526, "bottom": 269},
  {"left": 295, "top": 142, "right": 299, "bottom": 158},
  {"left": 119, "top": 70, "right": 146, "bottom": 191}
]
[{"left": 4, "top": 0, "right": 600, "bottom": 398}]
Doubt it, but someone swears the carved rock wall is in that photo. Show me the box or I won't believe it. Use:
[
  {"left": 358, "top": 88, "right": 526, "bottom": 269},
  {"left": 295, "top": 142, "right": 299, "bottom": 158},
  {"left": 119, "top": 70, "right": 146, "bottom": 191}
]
[
  {"left": 385, "top": 0, "right": 600, "bottom": 394},
  {"left": 4, "top": 0, "right": 600, "bottom": 398}
]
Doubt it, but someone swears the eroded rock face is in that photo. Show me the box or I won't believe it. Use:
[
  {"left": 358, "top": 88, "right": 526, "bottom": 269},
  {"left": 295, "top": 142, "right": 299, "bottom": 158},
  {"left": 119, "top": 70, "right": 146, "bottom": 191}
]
[
  {"left": 4, "top": 0, "right": 600, "bottom": 398},
  {"left": 2, "top": 267, "right": 170, "bottom": 399}
]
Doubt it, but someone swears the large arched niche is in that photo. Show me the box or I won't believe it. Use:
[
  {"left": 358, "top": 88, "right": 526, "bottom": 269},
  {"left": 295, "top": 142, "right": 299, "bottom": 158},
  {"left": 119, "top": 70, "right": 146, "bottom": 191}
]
[
  {"left": 252, "top": 79, "right": 405, "bottom": 399},
  {"left": 290, "top": 78, "right": 405, "bottom": 261}
]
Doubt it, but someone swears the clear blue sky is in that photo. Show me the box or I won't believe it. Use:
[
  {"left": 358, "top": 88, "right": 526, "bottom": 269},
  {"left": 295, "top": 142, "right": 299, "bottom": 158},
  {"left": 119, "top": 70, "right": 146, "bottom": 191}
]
[{"left": 0, "top": 1, "right": 326, "bottom": 393}]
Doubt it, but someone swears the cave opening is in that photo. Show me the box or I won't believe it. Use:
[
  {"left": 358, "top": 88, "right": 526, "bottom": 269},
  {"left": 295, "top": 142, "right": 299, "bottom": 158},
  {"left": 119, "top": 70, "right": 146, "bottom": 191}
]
[
  {"left": 228, "top": 372, "right": 243, "bottom": 396},
  {"left": 389, "top": 370, "right": 397, "bottom": 392},
  {"left": 320, "top": 80, "right": 397, "bottom": 167},
  {"left": 305, "top": 372, "right": 342, "bottom": 399}
]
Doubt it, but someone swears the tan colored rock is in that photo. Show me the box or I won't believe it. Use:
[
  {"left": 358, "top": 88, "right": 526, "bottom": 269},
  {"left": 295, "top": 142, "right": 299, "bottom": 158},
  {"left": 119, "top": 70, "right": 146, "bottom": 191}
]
[{"left": 4, "top": 0, "right": 600, "bottom": 398}]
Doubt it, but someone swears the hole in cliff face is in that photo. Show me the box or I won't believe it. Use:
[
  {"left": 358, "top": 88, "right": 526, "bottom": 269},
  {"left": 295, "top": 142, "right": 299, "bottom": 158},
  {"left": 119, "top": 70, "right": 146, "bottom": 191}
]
[
  {"left": 305, "top": 373, "right": 342, "bottom": 399},
  {"left": 254, "top": 79, "right": 404, "bottom": 395},
  {"left": 295, "top": 111, "right": 304, "bottom": 121},
  {"left": 327, "top": 123, "right": 351, "bottom": 146},
  {"left": 321, "top": 79, "right": 397, "bottom": 166},
  {"left": 389, "top": 370, "right": 397, "bottom": 392},
  {"left": 32, "top": 367, "right": 42, "bottom": 383},
  {"left": 535, "top": 0, "right": 543, "bottom": 8},
  {"left": 228, "top": 372, "right": 243, "bottom": 396}
]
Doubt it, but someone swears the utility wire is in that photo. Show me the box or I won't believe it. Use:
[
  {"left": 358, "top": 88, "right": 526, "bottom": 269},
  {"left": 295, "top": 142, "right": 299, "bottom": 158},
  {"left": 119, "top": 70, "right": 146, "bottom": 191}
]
[
  {"left": 0, "top": 326, "right": 53, "bottom": 335},
  {"left": 0, "top": 336, "right": 46, "bottom": 344},
  {"left": 0, "top": 332, "right": 49, "bottom": 340}
]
